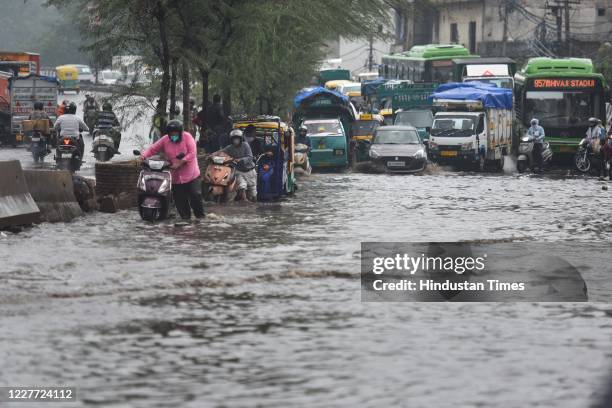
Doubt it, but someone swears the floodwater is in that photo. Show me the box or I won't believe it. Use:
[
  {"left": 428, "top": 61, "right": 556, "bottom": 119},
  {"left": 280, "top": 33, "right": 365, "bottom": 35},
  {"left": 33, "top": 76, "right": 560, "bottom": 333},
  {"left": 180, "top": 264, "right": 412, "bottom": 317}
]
[{"left": 1, "top": 93, "right": 612, "bottom": 407}]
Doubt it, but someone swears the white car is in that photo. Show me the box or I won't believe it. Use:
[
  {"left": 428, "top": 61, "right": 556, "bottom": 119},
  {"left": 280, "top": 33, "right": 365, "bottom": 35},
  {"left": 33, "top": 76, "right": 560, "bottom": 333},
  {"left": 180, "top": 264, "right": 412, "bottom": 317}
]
[
  {"left": 72, "top": 64, "right": 95, "bottom": 84},
  {"left": 99, "top": 70, "right": 122, "bottom": 86}
]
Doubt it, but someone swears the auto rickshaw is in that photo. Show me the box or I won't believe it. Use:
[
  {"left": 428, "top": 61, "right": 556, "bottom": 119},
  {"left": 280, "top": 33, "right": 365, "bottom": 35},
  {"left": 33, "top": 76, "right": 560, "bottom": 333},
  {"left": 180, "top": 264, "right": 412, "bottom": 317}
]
[
  {"left": 380, "top": 108, "right": 394, "bottom": 126},
  {"left": 351, "top": 113, "right": 384, "bottom": 164},
  {"left": 324, "top": 79, "right": 351, "bottom": 92},
  {"left": 232, "top": 115, "right": 296, "bottom": 201},
  {"left": 56, "top": 65, "right": 80, "bottom": 94}
]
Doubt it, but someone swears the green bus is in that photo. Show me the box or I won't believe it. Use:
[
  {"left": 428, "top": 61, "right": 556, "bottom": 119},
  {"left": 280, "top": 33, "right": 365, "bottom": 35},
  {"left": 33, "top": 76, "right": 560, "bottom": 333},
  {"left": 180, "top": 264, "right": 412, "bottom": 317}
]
[
  {"left": 514, "top": 58, "right": 607, "bottom": 155},
  {"left": 379, "top": 44, "right": 477, "bottom": 83}
]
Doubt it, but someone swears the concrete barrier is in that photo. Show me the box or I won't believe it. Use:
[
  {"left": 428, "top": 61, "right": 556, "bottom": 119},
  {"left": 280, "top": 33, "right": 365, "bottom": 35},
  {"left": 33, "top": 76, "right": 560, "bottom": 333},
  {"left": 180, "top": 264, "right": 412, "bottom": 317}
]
[
  {"left": 0, "top": 160, "right": 40, "bottom": 229},
  {"left": 23, "top": 170, "right": 83, "bottom": 223}
]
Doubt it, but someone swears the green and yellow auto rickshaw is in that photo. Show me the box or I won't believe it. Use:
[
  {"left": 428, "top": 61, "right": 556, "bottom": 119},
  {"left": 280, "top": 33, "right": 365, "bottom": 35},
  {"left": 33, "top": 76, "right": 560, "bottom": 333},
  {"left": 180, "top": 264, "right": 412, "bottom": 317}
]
[
  {"left": 351, "top": 113, "right": 384, "bottom": 164},
  {"left": 232, "top": 115, "right": 296, "bottom": 201},
  {"left": 56, "top": 65, "right": 80, "bottom": 94}
]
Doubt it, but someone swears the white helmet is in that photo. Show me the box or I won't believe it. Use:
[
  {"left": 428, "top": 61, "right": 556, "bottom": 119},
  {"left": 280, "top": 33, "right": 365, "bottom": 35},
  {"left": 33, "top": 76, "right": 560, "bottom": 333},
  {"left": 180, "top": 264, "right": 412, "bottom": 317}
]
[{"left": 229, "top": 129, "right": 244, "bottom": 141}]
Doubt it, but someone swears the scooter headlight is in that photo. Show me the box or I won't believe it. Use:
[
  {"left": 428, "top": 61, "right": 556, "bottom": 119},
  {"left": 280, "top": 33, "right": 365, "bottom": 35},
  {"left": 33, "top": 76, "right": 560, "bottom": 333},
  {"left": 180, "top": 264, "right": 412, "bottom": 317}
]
[
  {"left": 369, "top": 149, "right": 380, "bottom": 159},
  {"left": 158, "top": 179, "right": 171, "bottom": 194}
]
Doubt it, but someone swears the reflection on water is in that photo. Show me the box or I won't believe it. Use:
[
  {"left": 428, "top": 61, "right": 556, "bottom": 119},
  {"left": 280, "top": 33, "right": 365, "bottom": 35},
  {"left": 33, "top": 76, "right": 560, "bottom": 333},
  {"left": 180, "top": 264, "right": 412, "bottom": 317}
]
[{"left": 0, "top": 167, "right": 611, "bottom": 407}]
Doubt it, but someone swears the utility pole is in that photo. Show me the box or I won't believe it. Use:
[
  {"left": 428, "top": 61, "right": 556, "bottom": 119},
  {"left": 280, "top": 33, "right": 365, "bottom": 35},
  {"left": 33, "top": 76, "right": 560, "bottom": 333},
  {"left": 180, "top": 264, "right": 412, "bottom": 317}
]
[
  {"left": 368, "top": 36, "right": 374, "bottom": 72},
  {"left": 564, "top": 0, "right": 571, "bottom": 56},
  {"left": 501, "top": 1, "right": 509, "bottom": 56}
]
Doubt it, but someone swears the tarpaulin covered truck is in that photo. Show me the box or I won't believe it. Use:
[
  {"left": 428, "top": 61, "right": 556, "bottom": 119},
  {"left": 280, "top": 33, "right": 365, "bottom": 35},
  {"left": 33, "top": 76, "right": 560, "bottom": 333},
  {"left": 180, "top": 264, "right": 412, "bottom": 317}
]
[
  {"left": 428, "top": 82, "right": 513, "bottom": 172},
  {"left": 6, "top": 75, "right": 58, "bottom": 145},
  {"left": 0, "top": 52, "right": 40, "bottom": 77}
]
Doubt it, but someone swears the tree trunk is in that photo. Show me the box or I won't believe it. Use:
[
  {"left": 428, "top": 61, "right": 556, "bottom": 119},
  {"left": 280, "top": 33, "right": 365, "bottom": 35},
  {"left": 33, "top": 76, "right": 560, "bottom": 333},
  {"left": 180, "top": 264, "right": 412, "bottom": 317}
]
[
  {"left": 156, "top": 2, "right": 170, "bottom": 117},
  {"left": 169, "top": 57, "right": 178, "bottom": 119},
  {"left": 222, "top": 84, "right": 232, "bottom": 119},
  {"left": 182, "top": 60, "right": 191, "bottom": 134},
  {"left": 199, "top": 67, "right": 209, "bottom": 125}
]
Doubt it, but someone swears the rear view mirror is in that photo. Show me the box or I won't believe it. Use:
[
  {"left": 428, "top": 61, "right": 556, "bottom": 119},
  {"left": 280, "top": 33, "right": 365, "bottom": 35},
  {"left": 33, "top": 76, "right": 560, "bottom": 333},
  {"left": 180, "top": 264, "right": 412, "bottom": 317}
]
[{"left": 133, "top": 150, "right": 141, "bottom": 156}]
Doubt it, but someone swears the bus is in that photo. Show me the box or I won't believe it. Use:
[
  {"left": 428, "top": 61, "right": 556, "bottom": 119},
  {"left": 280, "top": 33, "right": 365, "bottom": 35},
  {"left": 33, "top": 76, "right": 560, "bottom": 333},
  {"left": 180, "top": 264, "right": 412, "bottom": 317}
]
[
  {"left": 514, "top": 58, "right": 607, "bottom": 155},
  {"left": 379, "top": 44, "right": 477, "bottom": 83}
]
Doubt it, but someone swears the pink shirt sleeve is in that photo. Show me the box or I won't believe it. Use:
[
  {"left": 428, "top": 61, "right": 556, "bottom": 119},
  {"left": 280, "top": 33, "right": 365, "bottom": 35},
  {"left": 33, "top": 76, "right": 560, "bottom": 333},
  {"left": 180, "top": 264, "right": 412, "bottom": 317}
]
[{"left": 142, "top": 135, "right": 167, "bottom": 158}]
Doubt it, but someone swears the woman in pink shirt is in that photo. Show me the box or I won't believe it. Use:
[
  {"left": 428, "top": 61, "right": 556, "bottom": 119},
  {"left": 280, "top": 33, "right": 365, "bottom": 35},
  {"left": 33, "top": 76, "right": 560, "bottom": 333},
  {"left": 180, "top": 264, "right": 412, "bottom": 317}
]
[{"left": 141, "top": 120, "right": 204, "bottom": 219}]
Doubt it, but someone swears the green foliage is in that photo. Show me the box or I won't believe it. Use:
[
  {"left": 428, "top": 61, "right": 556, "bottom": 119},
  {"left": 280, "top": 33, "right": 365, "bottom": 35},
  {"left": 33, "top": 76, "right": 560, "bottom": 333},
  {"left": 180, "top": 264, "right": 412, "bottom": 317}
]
[{"left": 595, "top": 42, "right": 612, "bottom": 87}]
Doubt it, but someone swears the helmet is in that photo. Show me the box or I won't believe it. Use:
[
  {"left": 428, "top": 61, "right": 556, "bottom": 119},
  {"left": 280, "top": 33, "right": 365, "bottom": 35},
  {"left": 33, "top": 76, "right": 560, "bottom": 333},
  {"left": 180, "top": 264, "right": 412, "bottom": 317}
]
[
  {"left": 102, "top": 102, "right": 112, "bottom": 111},
  {"left": 299, "top": 124, "right": 307, "bottom": 133},
  {"left": 229, "top": 129, "right": 244, "bottom": 141},
  {"left": 34, "top": 101, "right": 44, "bottom": 110},
  {"left": 166, "top": 119, "right": 183, "bottom": 135},
  {"left": 66, "top": 102, "right": 77, "bottom": 114},
  {"left": 588, "top": 117, "right": 599, "bottom": 125},
  {"left": 530, "top": 118, "right": 538, "bottom": 126}
]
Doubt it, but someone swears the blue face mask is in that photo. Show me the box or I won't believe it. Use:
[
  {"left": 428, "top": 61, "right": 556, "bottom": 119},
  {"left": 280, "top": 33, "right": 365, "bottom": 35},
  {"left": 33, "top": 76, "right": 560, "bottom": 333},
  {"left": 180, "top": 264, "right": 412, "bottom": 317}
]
[{"left": 170, "top": 134, "right": 180, "bottom": 143}]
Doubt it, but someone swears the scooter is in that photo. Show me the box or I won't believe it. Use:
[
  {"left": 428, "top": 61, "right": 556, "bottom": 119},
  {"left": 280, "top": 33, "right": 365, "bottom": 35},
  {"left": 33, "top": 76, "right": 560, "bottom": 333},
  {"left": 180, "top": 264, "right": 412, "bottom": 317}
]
[
  {"left": 55, "top": 135, "right": 83, "bottom": 172},
  {"left": 84, "top": 110, "right": 97, "bottom": 137},
  {"left": 133, "top": 150, "right": 176, "bottom": 221},
  {"left": 294, "top": 143, "right": 312, "bottom": 175},
  {"left": 92, "top": 128, "right": 117, "bottom": 162},
  {"left": 30, "top": 129, "right": 50, "bottom": 163},
  {"left": 202, "top": 151, "right": 238, "bottom": 203},
  {"left": 516, "top": 135, "right": 552, "bottom": 173}
]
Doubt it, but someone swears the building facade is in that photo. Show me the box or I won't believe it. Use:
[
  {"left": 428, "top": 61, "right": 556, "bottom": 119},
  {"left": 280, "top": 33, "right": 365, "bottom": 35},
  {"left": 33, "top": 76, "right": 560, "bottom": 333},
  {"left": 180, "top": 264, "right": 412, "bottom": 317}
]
[{"left": 394, "top": 0, "right": 612, "bottom": 60}]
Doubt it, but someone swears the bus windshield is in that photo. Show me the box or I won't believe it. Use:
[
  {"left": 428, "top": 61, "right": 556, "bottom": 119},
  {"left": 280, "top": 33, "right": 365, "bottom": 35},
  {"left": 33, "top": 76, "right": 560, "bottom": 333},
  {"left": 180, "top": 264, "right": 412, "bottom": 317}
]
[
  {"left": 525, "top": 90, "right": 601, "bottom": 127},
  {"left": 305, "top": 121, "right": 342, "bottom": 135}
]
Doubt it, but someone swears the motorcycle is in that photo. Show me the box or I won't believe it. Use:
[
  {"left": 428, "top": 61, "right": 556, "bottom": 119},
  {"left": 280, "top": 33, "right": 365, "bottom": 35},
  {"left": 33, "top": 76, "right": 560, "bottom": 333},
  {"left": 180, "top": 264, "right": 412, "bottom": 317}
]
[
  {"left": 92, "top": 128, "right": 117, "bottom": 162},
  {"left": 574, "top": 138, "right": 603, "bottom": 174},
  {"left": 55, "top": 135, "right": 83, "bottom": 172},
  {"left": 133, "top": 150, "right": 177, "bottom": 221},
  {"left": 293, "top": 143, "right": 312, "bottom": 175},
  {"left": 30, "top": 129, "right": 50, "bottom": 163},
  {"left": 516, "top": 136, "right": 552, "bottom": 173},
  {"left": 202, "top": 151, "right": 237, "bottom": 203}
]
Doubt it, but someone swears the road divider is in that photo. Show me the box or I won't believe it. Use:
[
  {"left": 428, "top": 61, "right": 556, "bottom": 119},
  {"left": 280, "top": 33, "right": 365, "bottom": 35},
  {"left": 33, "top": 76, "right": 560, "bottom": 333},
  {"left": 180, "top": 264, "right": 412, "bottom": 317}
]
[
  {"left": 23, "top": 169, "right": 83, "bottom": 223},
  {"left": 0, "top": 160, "right": 40, "bottom": 229}
]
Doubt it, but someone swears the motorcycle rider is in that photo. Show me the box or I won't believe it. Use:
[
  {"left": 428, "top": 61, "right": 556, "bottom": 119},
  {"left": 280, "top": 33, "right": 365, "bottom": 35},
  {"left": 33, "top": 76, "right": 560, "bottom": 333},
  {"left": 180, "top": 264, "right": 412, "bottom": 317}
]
[
  {"left": 28, "top": 102, "right": 52, "bottom": 152},
  {"left": 141, "top": 119, "right": 204, "bottom": 220},
  {"left": 223, "top": 129, "right": 257, "bottom": 201},
  {"left": 53, "top": 102, "right": 87, "bottom": 157},
  {"left": 527, "top": 118, "right": 545, "bottom": 171},
  {"left": 297, "top": 124, "right": 311, "bottom": 148},
  {"left": 95, "top": 102, "right": 121, "bottom": 152},
  {"left": 83, "top": 94, "right": 99, "bottom": 114}
]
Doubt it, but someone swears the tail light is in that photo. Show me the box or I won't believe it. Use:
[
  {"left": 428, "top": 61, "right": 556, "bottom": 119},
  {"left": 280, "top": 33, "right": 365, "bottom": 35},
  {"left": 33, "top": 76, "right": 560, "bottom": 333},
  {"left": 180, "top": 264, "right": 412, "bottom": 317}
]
[
  {"left": 263, "top": 164, "right": 270, "bottom": 172},
  {"left": 63, "top": 138, "right": 71, "bottom": 145}
]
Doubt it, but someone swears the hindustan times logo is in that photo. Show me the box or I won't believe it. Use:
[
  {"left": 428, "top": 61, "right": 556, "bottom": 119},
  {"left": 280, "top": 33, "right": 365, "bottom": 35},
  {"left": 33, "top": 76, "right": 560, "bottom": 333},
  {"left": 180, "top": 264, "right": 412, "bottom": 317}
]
[{"left": 372, "top": 253, "right": 487, "bottom": 275}]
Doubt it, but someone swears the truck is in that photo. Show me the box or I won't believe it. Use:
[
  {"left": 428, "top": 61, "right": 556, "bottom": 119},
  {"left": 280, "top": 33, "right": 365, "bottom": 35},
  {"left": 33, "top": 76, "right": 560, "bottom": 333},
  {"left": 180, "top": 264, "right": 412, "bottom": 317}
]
[
  {"left": 428, "top": 82, "right": 513, "bottom": 172},
  {"left": 7, "top": 75, "right": 58, "bottom": 145},
  {"left": 0, "top": 52, "right": 40, "bottom": 77},
  {"left": 452, "top": 57, "right": 516, "bottom": 90}
]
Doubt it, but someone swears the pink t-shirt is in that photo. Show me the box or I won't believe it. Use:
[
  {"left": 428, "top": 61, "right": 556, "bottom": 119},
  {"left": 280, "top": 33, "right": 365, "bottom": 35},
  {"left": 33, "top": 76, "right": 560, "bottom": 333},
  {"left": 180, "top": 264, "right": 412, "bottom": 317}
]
[{"left": 142, "top": 131, "right": 200, "bottom": 185}]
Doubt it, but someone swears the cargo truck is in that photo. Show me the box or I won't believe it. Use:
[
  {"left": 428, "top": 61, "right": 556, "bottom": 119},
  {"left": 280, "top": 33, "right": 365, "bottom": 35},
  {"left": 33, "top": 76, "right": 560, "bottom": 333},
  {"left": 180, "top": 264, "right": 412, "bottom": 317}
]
[{"left": 428, "top": 83, "right": 513, "bottom": 172}]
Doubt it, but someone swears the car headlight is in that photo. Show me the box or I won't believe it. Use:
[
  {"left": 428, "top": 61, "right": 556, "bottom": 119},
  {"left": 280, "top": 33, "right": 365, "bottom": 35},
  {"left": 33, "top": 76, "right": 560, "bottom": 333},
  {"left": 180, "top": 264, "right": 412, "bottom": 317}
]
[
  {"left": 414, "top": 149, "right": 426, "bottom": 159},
  {"left": 369, "top": 149, "right": 380, "bottom": 159},
  {"left": 460, "top": 142, "right": 474, "bottom": 150}
]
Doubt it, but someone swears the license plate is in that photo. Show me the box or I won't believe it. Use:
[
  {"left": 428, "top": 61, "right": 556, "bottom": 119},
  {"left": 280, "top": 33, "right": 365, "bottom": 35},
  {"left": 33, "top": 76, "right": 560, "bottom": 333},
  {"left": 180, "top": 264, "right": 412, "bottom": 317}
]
[
  {"left": 31, "top": 137, "right": 40, "bottom": 142},
  {"left": 16, "top": 134, "right": 23, "bottom": 142},
  {"left": 387, "top": 161, "right": 405, "bottom": 167},
  {"left": 559, "top": 146, "right": 573, "bottom": 153},
  {"left": 98, "top": 146, "right": 108, "bottom": 152},
  {"left": 61, "top": 152, "right": 73, "bottom": 158},
  {"left": 441, "top": 150, "right": 458, "bottom": 157}
]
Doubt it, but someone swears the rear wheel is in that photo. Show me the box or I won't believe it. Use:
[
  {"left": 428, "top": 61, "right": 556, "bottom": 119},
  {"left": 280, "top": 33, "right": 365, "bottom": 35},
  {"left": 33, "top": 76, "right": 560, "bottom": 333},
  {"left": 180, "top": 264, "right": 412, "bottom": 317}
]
[{"left": 517, "top": 159, "right": 529, "bottom": 173}]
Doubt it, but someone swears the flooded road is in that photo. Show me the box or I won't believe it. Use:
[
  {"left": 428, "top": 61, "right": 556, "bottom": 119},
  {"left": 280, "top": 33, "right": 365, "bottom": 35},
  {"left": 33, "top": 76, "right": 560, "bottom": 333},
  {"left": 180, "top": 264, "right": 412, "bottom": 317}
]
[{"left": 1, "top": 161, "right": 611, "bottom": 406}]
